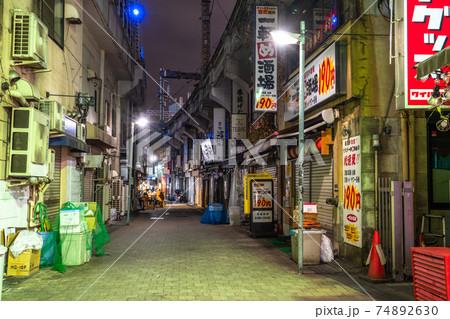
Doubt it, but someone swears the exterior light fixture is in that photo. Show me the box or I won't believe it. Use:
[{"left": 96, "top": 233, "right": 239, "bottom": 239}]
[
  {"left": 136, "top": 117, "right": 148, "bottom": 127},
  {"left": 372, "top": 134, "right": 380, "bottom": 149},
  {"left": 436, "top": 116, "right": 449, "bottom": 132},
  {"left": 444, "top": 86, "right": 450, "bottom": 100},
  {"left": 270, "top": 30, "right": 300, "bottom": 45},
  {"left": 428, "top": 85, "right": 443, "bottom": 107}
]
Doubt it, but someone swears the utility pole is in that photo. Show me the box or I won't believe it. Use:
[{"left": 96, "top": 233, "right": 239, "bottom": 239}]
[{"left": 201, "top": 0, "right": 211, "bottom": 77}]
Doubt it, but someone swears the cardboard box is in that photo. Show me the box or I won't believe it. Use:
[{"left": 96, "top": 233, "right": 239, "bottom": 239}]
[
  {"left": 7, "top": 249, "right": 41, "bottom": 276},
  {"left": 6, "top": 232, "right": 41, "bottom": 277}
]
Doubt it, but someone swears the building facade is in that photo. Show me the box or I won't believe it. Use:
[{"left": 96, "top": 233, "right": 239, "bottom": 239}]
[{"left": 0, "top": 0, "right": 146, "bottom": 229}]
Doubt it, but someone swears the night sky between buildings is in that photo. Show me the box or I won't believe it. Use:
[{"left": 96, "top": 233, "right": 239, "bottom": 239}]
[{"left": 140, "top": 0, "right": 237, "bottom": 114}]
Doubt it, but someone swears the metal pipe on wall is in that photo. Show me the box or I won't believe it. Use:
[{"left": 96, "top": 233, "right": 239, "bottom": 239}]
[
  {"left": 401, "top": 113, "right": 409, "bottom": 181},
  {"left": 408, "top": 112, "right": 416, "bottom": 189}
]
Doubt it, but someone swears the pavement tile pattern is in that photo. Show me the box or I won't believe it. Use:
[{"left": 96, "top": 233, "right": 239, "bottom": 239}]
[{"left": 1, "top": 204, "right": 411, "bottom": 301}]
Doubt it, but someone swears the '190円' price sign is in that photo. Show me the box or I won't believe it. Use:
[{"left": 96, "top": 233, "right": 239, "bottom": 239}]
[
  {"left": 254, "top": 5, "right": 278, "bottom": 112},
  {"left": 252, "top": 181, "right": 273, "bottom": 209},
  {"left": 342, "top": 135, "right": 362, "bottom": 248}
]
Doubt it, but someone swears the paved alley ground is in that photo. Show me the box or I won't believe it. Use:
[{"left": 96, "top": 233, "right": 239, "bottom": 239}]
[{"left": 1, "top": 204, "right": 413, "bottom": 301}]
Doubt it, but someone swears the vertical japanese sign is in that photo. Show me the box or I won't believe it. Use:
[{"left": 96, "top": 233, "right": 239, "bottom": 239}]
[
  {"left": 404, "top": 0, "right": 450, "bottom": 108},
  {"left": 254, "top": 6, "right": 277, "bottom": 112},
  {"left": 232, "top": 81, "right": 248, "bottom": 114},
  {"left": 342, "top": 136, "right": 362, "bottom": 248},
  {"left": 213, "top": 108, "right": 225, "bottom": 161}
]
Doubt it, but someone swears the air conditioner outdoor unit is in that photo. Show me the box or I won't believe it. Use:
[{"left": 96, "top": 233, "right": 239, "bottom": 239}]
[
  {"left": 85, "top": 155, "right": 104, "bottom": 168},
  {"left": 77, "top": 123, "right": 86, "bottom": 142},
  {"left": 111, "top": 179, "right": 123, "bottom": 215},
  {"left": 38, "top": 100, "right": 66, "bottom": 133},
  {"left": 101, "top": 186, "right": 112, "bottom": 222},
  {"left": 95, "top": 166, "right": 111, "bottom": 183},
  {"left": 12, "top": 10, "right": 48, "bottom": 69},
  {"left": 100, "top": 125, "right": 112, "bottom": 135},
  {"left": 122, "top": 184, "right": 129, "bottom": 215},
  {"left": 8, "top": 107, "right": 49, "bottom": 178}
]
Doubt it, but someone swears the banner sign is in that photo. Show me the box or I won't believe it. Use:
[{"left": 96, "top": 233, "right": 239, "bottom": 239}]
[
  {"left": 213, "top": 108, "right": 225, "bottom": 161},
  {"left": 403, "top": 0, "right": 450, "bottom": 108},
  {"left": 254, "top": 5, "right": 278, "bottom": 112},
  {"left": 284, "top": 43, "right": 337, "bottom": 121},
  {"left": 342, "top": 136, "right": 362, "bottom": 248},
  {"left": 230, "top": 114, "right": 247, "bottom": 139}
]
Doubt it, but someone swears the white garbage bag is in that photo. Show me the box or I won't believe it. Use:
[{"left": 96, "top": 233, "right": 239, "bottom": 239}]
[
  {"left": 9, "top": 230, "right": 44, "bottom": 258},
  {"left": 320, "top": 233, "right": 334, "bottom": 263}
]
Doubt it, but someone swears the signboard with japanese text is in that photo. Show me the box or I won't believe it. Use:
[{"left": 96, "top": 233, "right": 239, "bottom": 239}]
[
  {"left": 254, "top": 5, "right": 278, "bottom": 112},
  {"left": 213, "top": 108, "right": 225, "bottom": 161},
  {"left": 232, "top": 81, "right": 248, "bottom": 114},
  {"left": 252, "top": 180, "right": 273, "bottom": 209},
  {"left": 342, "top": 136, "right": 362, "bottom": 248},
  {"left": 305, "top": 44, "right": 336, "bottom": 110},
  {"left": 201, "top": 139, "right": 214, "bottom": 163},
  {"left": 306, "top": 8, "right": 338, "bottom": 55},
  {"left": 231, "top": 114, "right": 247, "bottom": 139},
  {"left": 403, "top": 0, "right": 450, "bottom": 108},
  {"left": 252, "top": 210, "right": 273, "bottom": 223},
  {"left": 283, "top": 43, "right": 338, "bottom": 121}
]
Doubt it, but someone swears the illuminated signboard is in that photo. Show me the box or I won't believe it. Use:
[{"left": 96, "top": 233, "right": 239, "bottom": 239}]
[
  {"left": 403, "top": 0, "right": 450, "bottom": 108},
  {"left": 254, "top": 6, "right": 278, "bottom": 112},
  {"left": 284, "top": 43, "right": 340, "bottom": 121},
  {"left": 342, "top": 136, "right": 362, "bottom": 248}
]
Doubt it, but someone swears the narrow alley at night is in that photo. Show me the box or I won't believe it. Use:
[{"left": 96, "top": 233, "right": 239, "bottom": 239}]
[{"left": 1, "top": 0, "right": 450, "bottom": 315}]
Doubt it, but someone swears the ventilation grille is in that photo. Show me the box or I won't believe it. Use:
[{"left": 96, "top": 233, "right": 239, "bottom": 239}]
[
  {"left": 412, "top": 247, "right": 450, "bottom": 301},
  {"left": 13, "top": 14, "right": 31, "bottom": 58}
]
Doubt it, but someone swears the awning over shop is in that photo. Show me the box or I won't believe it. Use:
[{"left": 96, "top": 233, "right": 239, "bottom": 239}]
[
  {"left": 415, "top": 46, "right": 450, "bottom": 79},
  {"left": 49, "top": 134, "right": 90, "bottom": 153}
]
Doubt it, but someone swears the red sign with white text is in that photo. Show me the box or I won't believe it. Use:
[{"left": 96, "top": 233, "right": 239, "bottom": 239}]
[{"left": 406, "top": 0, "right": 450, "bottom": 107}]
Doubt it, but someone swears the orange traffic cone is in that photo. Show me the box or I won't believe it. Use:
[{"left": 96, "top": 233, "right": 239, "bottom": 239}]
[{"left": 365, "top": 230, "right": 386, "bottom": 280}]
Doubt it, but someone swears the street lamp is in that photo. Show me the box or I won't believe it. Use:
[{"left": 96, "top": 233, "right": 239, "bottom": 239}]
[
  {"left": 271, "top": 21, "right": 306, "bottom": 274},
  {"left": 128, "top": 117, "right": 148, "bottom": 225}
]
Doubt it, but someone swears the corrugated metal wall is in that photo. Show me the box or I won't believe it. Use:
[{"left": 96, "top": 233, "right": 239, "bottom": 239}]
[{"left": 45, "top": 146, "right": 61, "bottom": 224}]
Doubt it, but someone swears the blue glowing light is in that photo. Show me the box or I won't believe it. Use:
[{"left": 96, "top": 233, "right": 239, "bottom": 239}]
[
  {"left": 331, "top": 16, "right": 337, "bottom": 25},
  {"left": 128, "top": 2, "right": 146, "bottom": 22}
]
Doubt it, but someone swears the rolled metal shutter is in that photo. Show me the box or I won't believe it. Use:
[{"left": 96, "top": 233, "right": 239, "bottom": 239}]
[
  {"left": 293, "top": 161, "right": 311, "bottom": 208},
  {"left": 309, "top": 154, "right": 333, "bottom": 237},
  {"left": 45, "top": 146, "right": 61, "bottom": 224}
]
